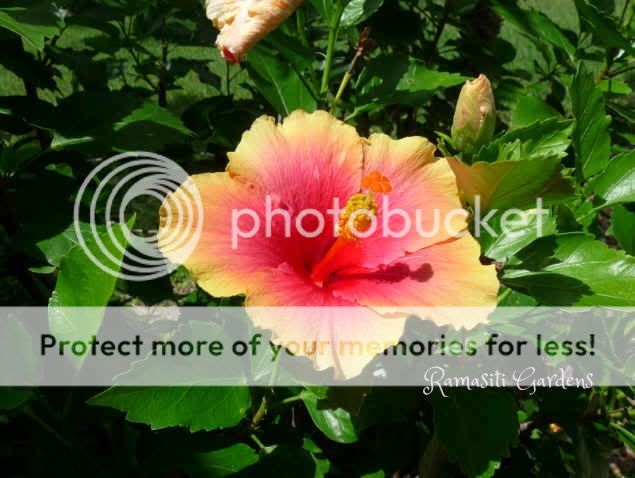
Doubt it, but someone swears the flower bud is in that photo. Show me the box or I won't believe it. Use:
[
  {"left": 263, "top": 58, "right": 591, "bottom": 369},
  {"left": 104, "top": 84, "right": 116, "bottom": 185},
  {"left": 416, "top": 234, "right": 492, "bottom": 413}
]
[
  {"left": 206, "top": 0, "right": 304, "bottom": 64},
  {"left": 451, "top": 74, "right": 496, "bottom": 155}
]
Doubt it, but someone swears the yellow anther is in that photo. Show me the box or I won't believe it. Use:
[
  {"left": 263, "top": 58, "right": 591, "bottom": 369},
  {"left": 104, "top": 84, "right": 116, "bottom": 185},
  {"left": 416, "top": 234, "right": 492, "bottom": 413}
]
[{"left": 339, "top": 193, "right": 377, "bottom": 239}]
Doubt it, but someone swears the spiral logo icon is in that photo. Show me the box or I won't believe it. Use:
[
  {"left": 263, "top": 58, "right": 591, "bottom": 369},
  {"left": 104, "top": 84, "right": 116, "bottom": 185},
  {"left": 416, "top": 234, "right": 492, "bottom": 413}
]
[{"left": 73, "top": 152, "right": 202, "bottom": 281}]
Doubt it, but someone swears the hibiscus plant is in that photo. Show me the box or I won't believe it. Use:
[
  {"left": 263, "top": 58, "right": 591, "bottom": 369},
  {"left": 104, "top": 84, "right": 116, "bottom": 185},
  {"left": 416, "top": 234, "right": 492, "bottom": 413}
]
[{"left": 0, "top": 0, "right": 634, "bottom": 477}]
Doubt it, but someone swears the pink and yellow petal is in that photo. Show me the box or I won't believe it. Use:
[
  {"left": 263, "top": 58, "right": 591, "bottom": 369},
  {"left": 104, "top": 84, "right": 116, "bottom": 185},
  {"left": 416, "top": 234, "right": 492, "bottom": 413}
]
[
  {"left": 329, "top": 235, "right": 499, "bottom": 328},
  {"left": 227, "top": 111, "right": 364, "bottom": 205},
  {"left": 363, "top": 133, "right": 467, "bottom": 250},
  {"left": 158, "top": 172, "right": 302, "bottom": 298},
  {"left": 227, "top": 110, "right": 365, "bottom": 265},
  {"left": 245, "top": 264, "right": 406, "bottom": 378}
]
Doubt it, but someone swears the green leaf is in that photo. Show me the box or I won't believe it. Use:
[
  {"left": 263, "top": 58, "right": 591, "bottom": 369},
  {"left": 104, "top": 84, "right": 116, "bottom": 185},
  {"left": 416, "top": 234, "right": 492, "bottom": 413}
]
[
  {"left": 477, "top": 118, "right": 574, "bottom": 163},
  {"left": 525, "top": 10, "right": 576, "bottom": 57},
  {"left": 574, "top": 0, "right": 630, "bottom": 50},
  {"left": 590, "top": 150, "right": 635, "bottom": 207},
  {"left": 610, "top": 205, "right": 635, "bottom": 255},
  {"left": 87, "top": 319, "right": 251, "bottom": 431},
  {"left": 0, "top": 315, "right": 39, "bottom": 400},
  {"left": 36, "top": 223, "right": 92, "bottom": 268},
  {"left": 475, "top": 461, "right": 501, "bottom": 478},
  {"left": 0, "top": 387, "right": 32, "bottom": 411},
  {"left": 0, "top": 2, "right": 60, "bottom": 50},
  {"left": 480, "top": 209, "right": 557, "bottom": 262},
  {"left": 48, "top": 92, "right": 191, "bottom": 153},
  {"left": 115, "top": 101, "right": 192, "bottom": 136},
  {"left": 49, "top": 221, "right": 131, "bottom": 307},
  {"left": 448, "top": 156, "right": 573, "bottom": 212},
  {"left": 612, "top": 423, "right": 635, "bottom": 450},
  {"left": 182, "top": 97, "right": 261, "bottom": 149},
  {"left": 511, "top": 96, "right": 561, "bottom": 129},
  {"left": 429, "top": 389, "right": 518, "bottom": 477},
  {"left": 48, "top": 220, "right": 133, "bottom": 357},
  {"left": 0, "top": 141, "right": 40, "bottom": 175},
  {"left": 340, "top": 0, "right": 384, "bottom": 26},
  {"left": 0, "top": 37, "right": 58, "bottom": 90},
  {"left": 246, "top": 45, "right": 317, "bottom": 116},
  {"left": 571, "top": 63, "right": 611, "bottom": 179},
  {"left": 185, "top": 444, "right": 259, "bottom": 477},
  {"left": 303, "top": 438, "right": 331, "bottom": 477},
  {"left": 503, "top": 233, "right": 635, "bottom": 305},
  {"left": 262, "top": 30, "right": 314, "bottom": 72},
  {"left": 355, "top": 55, "right": 467, "bottom": 111},
  {"left": 88, "top": 386, "right": 251, "bottom": 432},
  {"left": 529, "top": 11, "right": 576, "bottom": 58},
  {"left": 303, "top": 392, "right": 359, "bottom": 444},
  {"left": 310, "top": 0, "right": 333, "bottom": 21},
  {"left": 361, "top": 472, "right": 385, "bottom": 478},
  {"left": 598, "top": 78, "right": 632, "bottom": 96},
  {"left": 492, "top": 2, "right": 576, "bottom": 57}
]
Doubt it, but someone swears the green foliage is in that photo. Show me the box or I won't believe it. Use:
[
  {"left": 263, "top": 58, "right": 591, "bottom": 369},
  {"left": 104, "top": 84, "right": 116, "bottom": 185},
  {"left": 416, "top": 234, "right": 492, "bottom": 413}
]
[
  {"left": 354, "top": 54, "right": 467, "bottom": 115},
  {"left": 429, "top": 389, "right": 519, "bottom": 476},
  {"left": 184, "top": 444, "right": 260, "bottom": 477},
  {"left": 449, "top": 156, "right": 572, "bottom": 211},
  {"left": 571, "top": 64, "right": 612, "bottom": 179},
  {"left": 610, "top": 205, "right": 635, "bottom": 255},
  {"left": 591, "top": 150, "right": 635, "bottom": 207},
  {"left": 88, "top": 386, "right": 251, "bottom": 432},
  {"left": 340, "top": 0, "right": 384, "bottom": 27},
  {"left": 503, "top": 234, "right": 635, "bottom": 306},
  {"left": 302, "top": 390, "right": 359, "bottom": 444},
  {"left": 0, "top": 0, "right": 633, "bottom": 476},
  {"left": 0, "top": 1, "right": 60, "bottom": 50},
  {"left": 246, "top": 45, "right": 317, "bottom": 115}
]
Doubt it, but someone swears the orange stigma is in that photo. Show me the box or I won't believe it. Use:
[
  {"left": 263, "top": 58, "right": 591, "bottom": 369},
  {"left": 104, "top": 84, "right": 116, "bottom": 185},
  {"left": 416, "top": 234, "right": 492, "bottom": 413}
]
[{"left": 362, "top": 171, "right": 392, "bottom": 193}]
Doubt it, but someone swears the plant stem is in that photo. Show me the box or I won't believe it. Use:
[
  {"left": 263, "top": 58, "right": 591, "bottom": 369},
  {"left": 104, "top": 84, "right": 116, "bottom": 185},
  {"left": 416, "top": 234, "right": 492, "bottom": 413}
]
[
  {"left": 158, "top": 17, "right": 168, "bottom": 107},
  {"left": 497, "top": 286, "right": 512, "bottom": 304},
  {"left": 296, "top": 7, "right": 309, "bottom": 47},
  {"left": 610, "top": 63, "right": 635, "bottom": 76},
  {"left": 251, "top": 394, "right": 269, "bottom": 427},
  {"left": 331, "top": 28, "right": 371, "bottom": 112},
  {"left": 280, "top": 391, "right": 311, "bottom": 405},
  {"left": 619, "top": 0, "right": 631, "bottom": 25},
  {"left": 332, "top": 71, "right": 352, "bottom": 108},
  {"left": 250, "top": 433, "right": 270, "bottom": 454},
  {"left": 24, "top": 407, "right": 73, "bottom": 449},
  {"left": 251, "top": 347, "right": 282, "bottom": 427},
  {"left": 320, "top": 1, "right": 345, "bottom": 96}
]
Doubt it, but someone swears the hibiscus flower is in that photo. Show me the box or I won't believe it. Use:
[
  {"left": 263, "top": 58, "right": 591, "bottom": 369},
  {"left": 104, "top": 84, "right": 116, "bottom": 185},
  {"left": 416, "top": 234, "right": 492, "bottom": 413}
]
[
  {"left": 206, "top": 0, "right": 304, "bottom": 63},
  {"left": 159, "top": 110, "right": 499, "bottom": 378}
]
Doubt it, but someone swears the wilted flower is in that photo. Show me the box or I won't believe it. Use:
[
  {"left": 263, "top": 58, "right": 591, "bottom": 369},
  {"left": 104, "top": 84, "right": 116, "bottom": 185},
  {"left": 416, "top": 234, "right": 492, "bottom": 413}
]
[
  {"left": 451, "top": 74, "right": 496, "bottom": 155},
  {"left": 159, "top": 110, "right": 499, "bottom": 378},
  {"left": 206, "top": 0, "right": 304, "bottom": 63}
]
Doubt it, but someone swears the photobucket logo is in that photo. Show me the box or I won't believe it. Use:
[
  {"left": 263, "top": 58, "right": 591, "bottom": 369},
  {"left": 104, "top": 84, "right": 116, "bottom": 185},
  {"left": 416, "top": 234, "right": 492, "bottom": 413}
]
[
  {"left": 73, "top": 152, "right": 202, "bottom": 281},
  {"left": 231, "top": 195, "right": 548, "bottom": 248}
]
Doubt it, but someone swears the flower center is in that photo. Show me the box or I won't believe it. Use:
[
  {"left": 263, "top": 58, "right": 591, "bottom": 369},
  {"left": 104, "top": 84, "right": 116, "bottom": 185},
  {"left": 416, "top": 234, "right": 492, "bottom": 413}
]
[
  {"left": 338, "top": 193, "right": 377, "bottom": 240},
  {"left": 309, "top": 171, "right": 392, "bottom": 287}
]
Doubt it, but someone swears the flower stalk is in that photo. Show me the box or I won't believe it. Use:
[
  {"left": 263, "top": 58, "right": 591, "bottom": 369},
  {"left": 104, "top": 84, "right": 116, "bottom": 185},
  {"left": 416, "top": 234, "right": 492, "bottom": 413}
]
[{"left": 320, "top": 0, "right": 346, "bottom": 95}]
